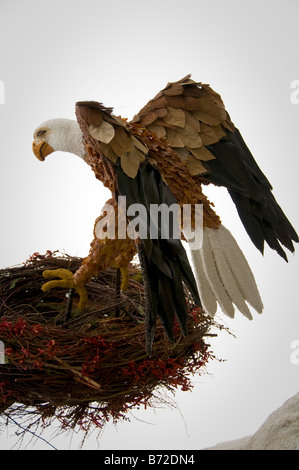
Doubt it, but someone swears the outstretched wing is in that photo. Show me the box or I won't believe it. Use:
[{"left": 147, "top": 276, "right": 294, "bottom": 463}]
[
  {"left": 132, "top": 74, "right": 298, "bottom": 260},
  {"left": 75, "top": 101, "right": 201, "bottom": 353}
]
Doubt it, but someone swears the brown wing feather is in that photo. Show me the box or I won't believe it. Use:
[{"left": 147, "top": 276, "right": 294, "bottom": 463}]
[
  {"left": 131, "top": 75, "right": 234, "bottom": 177},
  {"left": 76, "top": 101, "right": 148, "bottom": 179}
]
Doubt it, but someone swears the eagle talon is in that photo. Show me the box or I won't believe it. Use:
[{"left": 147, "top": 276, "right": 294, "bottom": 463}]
[{"left": 41, "top": 268, "right": 88, "bottom": 310}]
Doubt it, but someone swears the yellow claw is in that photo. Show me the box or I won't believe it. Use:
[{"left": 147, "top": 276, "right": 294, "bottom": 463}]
[{"left": 41, "top": 269, "right": 88, "bottom": 310}]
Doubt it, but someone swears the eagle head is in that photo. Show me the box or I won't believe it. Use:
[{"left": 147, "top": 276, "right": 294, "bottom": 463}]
[{"left": 32, "top": 118, "right": 85, "bottom": 161}]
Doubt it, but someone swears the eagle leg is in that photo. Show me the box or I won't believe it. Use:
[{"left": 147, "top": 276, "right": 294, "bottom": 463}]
[{"left": 73, "top": 197, "right": 136, "bottom": 291}]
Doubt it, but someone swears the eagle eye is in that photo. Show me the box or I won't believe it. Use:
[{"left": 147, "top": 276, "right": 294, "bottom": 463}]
[{"left": 37, "top": 129, "right": 47, "bottom": 137}]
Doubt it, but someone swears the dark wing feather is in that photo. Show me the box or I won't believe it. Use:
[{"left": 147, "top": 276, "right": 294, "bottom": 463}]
[
  {"left": 116, "top": 164, "right": 201, "bottom": 353},
  {"left": 204, "top": 129, "right": 298, "bottom": 260},
  {"left": 132, "top": 75, "right": 298, "bottom": 260}
]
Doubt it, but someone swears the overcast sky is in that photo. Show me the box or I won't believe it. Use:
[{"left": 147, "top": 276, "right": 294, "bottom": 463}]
[{"left": 0, "top": 0, "right": 299, "bottom": 450}]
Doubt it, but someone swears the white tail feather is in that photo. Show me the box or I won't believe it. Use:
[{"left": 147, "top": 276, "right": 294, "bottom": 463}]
[
  {"left": 189, "top": 243, "right": 218, "bottom": 316},
  {"left": 200, "top": 233, "right": 236, "bottom": 318},
  {"left": 216, "top": 225, "right": 263, "bottom": 313},
  {"left": 187, "top": 225, "right": 263, "bottom": 320}
]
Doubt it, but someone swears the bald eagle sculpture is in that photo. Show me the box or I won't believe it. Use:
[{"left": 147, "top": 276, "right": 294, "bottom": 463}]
[{"left": 32, "top": 75, "right": 298, "bottom": 353}]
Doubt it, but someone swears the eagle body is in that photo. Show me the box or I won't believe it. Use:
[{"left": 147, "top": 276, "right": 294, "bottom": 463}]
[{"left": 33, "top": 75, "right": 298, "bottom": 353}]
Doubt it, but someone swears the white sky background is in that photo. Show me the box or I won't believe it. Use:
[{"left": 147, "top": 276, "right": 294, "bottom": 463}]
[{"left": 0, "top": 0, "right": 299, "bottom": 450}]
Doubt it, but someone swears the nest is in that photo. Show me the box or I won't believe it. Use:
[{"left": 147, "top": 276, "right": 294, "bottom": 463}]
[{"left": 0, "top": 251, "right": 222, "bottom": 437}]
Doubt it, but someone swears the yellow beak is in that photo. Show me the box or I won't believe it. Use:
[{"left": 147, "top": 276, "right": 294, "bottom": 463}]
[{"left": 32, "top": 141, "right": 54, "bottom": 161}]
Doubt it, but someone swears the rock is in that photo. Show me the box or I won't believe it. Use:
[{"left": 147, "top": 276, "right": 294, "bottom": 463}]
[{"left": 205, "top": 392, "right": 299, "bottom": 450}]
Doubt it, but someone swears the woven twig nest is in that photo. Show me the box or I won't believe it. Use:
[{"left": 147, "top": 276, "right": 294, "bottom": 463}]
[{"left": 0, "top": 251, "right": 223, "bottom": 435}]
